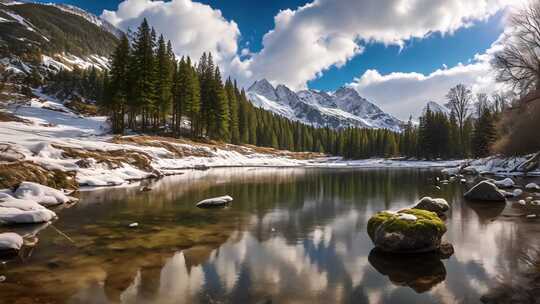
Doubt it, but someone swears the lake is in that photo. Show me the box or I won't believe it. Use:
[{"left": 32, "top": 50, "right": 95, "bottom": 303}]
[{"left": 1, "top": 167, "right": 539, "bottom": 303}]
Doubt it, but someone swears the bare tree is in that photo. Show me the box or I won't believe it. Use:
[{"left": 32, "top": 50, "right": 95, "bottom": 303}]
[
  {"left": 475, "top": 93, "right": 490, "bottom": 116},
  {"left": 491, "top": 92, "right": 512, "bottom": 114},
  {"left": 446, "top": 84, "right": 472, "bottom": 150},
  {"left": 492, "top": 2, "right": 540, "bottom": 94}
]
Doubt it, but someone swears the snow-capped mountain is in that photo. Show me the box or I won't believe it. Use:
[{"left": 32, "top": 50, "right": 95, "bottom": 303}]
[
  {"left": 48, "top": 3, "right": 123, "bottom": 38},
  {"left": 423, "top": 101, "right": 450, "bottom": 115},
  {"left": 247, "top": 79, "right": 403, "bottom": 131},
  {"left": 0, "top": 1, "right": 119, "bottom": 73}
]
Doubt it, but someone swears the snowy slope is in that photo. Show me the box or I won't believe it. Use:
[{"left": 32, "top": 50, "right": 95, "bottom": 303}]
[
  {"left": 247, "top": 79, "right": 403, "bottom": 131},
  {"left": 423, "top": 101, "right": 450, "bottom": 116}
]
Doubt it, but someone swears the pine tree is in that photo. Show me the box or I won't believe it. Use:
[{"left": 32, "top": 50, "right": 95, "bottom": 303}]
[
  {"left": 472, "top": 108, "right": 497, "bottom": 157},
  {"left": 130, "top": 18, "right": 157, "bottom": 131},
  {"left": 205, "top": 67, "right": 229, "bottom": 141},
  {"left": 225, "top": 78, "right": 240, "bottom": 144},
  {"left": 155, "top": 34, "right": 173, "bottom": 128},
  {"left": 106, "top": 33, "right": 130, "bottom": 133}
]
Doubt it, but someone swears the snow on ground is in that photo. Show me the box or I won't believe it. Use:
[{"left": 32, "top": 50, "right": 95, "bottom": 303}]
[
  {"left": 460, "top": 155, "right": 540, "bottom": 177},
  {"left": 0, "top": 232, "right": 23, "bottom": 251},
  {"left": 0, "top": 91, "right": 467, "bottom": 189}
]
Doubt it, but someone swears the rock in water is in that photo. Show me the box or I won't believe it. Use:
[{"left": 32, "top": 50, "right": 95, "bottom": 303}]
[
  {"left": 367, "top": 209, "right": 446, "bottom": 253},
  {"left": 464, "top": 181, "right": 506, "bottom": 202},
  {"left": 526, "top": 183, "right": 540, "bottom": 190},
  {"left": 196, "top": 195, "right": 233, "bottom": 208},
  {"left": 414, "top": 197, "right": 450, "bottom": 215},
  {"left": 0, "top": 233, "right": 23, "bottom": 252},
  {"left": 494, "top": 178, "right": 515, "bottom": 188}
]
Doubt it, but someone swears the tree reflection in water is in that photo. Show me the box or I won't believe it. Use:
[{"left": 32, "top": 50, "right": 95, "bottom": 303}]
[{"left": 0, "top": 168, "right": 538, "bottom": 304}]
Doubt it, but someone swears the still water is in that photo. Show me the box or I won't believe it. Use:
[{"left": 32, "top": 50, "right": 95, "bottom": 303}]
[{"left": 1, "top": 168, "right": 539, "bottom": 304}]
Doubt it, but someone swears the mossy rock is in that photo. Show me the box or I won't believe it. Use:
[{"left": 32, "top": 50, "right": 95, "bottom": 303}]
[{"left": 367, "top": 209, "right": 446, "bottom": 253}]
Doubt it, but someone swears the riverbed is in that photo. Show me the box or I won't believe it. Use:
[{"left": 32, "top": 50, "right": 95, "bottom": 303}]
[{"left": 1, "top": 167, "right": 539, "bottom": 303}]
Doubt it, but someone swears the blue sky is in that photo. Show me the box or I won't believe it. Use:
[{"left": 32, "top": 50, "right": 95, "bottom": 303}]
[{"left": 34, "top": 0, "right": 511, "bottom": 118}]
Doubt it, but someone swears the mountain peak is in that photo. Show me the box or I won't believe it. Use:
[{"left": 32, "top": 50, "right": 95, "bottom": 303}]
[
  {"left": 423, "top": 101, "right": 450, "bottom": 115},
  {"left": 248, "top": 79, "right": 278, "bottom": 101},
  {"left": 246, "top": 79, "right": 402, "bottom": 131}
]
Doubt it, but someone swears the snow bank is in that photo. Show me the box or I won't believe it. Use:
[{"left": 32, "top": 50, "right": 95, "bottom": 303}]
[
  {"left": 0, "top": 232, "right": 23, "bottom": 251},
  {"left": 0, "top": 193, "right": 46, "bottom": 211},
  {"left": 494, "top": 178, "right": 515, "bottom": 188},
  {"left": 0, "top": 207, "right": 56, "bottom": 224},
  {"left": 14, "top": 182, "right": 75, "bottom": 206},
  {"left": 461, "top": 156, "right": 539, "bottom": 176}
]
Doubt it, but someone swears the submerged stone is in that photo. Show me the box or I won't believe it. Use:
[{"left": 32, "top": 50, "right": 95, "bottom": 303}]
[{"left": 367, "top": 209, "right": 446, "bottom": 253}]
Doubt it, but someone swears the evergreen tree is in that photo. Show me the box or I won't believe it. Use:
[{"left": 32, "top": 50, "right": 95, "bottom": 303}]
[
  {"left": 472, "top": 108, "right": 497, "bottom": 157},
  {"left": 155, "top": 34, "right": 173, "bottom": 127},
  {"left": 105, "top": 33, "right": 130, "bottom": 133},
  {"left": 130, "top": 18, "right": 157, "bottom": 131}
]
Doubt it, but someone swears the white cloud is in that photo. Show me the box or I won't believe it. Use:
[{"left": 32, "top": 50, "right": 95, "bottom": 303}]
[
  {"left": 240, "top": 0, "right": 518, "bottom": 90},
  {"left": 348, "top": 29, "right": 512, "bottom": 120},
  {"left": 101, "top": 0, "right": 240, "bottom": 71}
]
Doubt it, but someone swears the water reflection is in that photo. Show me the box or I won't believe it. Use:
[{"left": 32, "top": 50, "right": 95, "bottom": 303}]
[{"left": 1, "top": 168, "right": 539, "bottom": 304}]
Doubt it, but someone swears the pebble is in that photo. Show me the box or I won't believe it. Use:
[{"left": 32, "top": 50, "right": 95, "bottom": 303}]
[
  {"left": 526, "top": 214, "right": 537, "bottom": 219},
  {"left": 0, "top": 276, "right": 5, "bottom": 283},
  {"left": 128, "top": 222, "right": 138, "bottom": 228},
  {"left": 518, "top": 200, "right": 526, "bottom": 206}
]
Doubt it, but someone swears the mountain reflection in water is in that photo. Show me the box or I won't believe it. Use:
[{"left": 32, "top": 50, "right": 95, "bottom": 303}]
[{"left": 1, "top": 168, "right": 539, "bottom": 304}]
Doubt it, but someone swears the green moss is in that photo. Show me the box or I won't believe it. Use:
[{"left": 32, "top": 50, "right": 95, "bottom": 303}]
[{"left": 367, "top": 209, "right": 446, "bottom": 241}]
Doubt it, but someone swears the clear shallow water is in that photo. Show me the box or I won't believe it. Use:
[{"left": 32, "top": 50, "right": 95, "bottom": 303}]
[{"left": 1, "top": 168, "right": 539, "bottom": 303}]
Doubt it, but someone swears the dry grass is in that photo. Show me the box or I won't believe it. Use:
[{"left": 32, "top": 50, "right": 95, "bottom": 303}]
[
  {"left": 0, "top": 111, "right": 31, "bottom": 123},
  {"left": 112, "top": 135, "right": 325, "bottom": 160},
  {"left": 112, "top": 136, "right": 213, "bottom": 158},
  {"left": 0, "top": 161, "right": 78, "bottom": 190},
  {"left": 53, "top": 145, "right": 155, "bottom": 173},
  {"left": 64, "top": 99, "right": 98, "bottom": 116}
]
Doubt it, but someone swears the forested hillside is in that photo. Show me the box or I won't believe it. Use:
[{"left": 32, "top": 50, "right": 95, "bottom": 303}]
[{"left": 0, "top": 2, "right": 118, "bottom": 61}]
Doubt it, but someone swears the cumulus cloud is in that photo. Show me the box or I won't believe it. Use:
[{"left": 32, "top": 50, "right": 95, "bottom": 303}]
[
  {"left": 101, "top": 0, "right": 240, "bottom": 70},
  {"left": 242, "top": 0, "right": 518, "bottom": 90},
  {"left": 349, "top": 32, "right": 509, "bottom": 120}
]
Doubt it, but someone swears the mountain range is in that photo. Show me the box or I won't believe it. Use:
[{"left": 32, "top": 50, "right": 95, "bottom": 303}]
[{"left": 247, "top": 79, "right": 403, "bottom": 131}]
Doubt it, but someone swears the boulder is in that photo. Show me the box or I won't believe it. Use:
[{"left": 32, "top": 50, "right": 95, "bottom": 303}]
[
  {"left": 196, "top": 195, "right": 233, "bottom": 208},
  {"left": 494, "top": 178, "right": 515, "bottom": 188},
  {"left": 526, "top": 183, "right": 540, "bottom": 191},
  {"left": 464, "top": 181, "right": 506, "bottom": 202},
  {"left": 367, "top": 209, "right": 446, "bottom": 253},
  {"left": 413, "top": 197, "right": 450, "bottom": 215}
]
